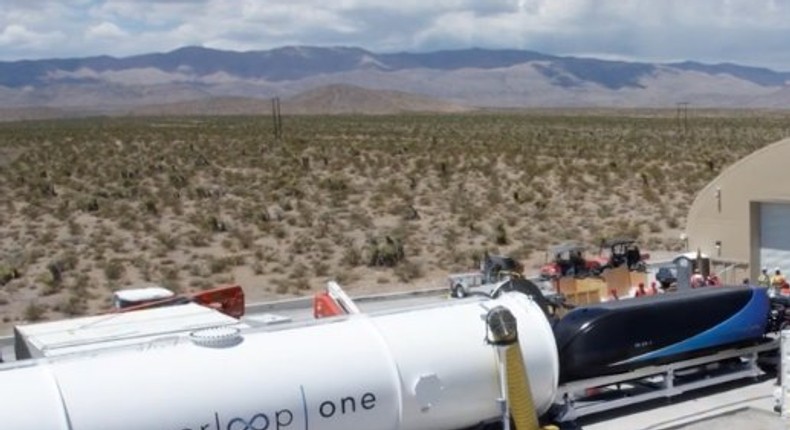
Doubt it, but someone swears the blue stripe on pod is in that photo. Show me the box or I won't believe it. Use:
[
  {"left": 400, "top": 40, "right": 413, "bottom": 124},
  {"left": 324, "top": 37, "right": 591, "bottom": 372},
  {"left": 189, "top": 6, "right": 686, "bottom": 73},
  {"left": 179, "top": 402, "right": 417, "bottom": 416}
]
[{"left": 617, "top": 287, "right": 769, "bottom": 365}]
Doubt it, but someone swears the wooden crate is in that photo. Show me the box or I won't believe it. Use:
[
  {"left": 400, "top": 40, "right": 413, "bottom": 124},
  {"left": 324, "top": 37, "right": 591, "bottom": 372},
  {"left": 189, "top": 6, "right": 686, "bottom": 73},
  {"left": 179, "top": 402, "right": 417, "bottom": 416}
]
[
  {"left": 562, "top": 277, "right": 607, "bottom": 306},
  {"left": 558, "top": 268, "right": 649, "bottom": 305}
]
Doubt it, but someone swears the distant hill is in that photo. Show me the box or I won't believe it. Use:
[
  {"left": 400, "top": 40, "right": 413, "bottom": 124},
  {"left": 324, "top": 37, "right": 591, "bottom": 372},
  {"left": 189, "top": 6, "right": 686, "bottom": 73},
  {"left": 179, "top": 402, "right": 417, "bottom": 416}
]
[
  {"left": 0, "top": 106, "right": 75, "bottom": 122},
  {"left": 281, "top": 84, "right": 471, "bottom": 114},
  {"left": 128, "top": 85, "right": 470, "bottom": 116},
  {"left": 129, "top": 97, "right": 272, "bottom": 116},
  {"left": 0, "top": 46, "right": 789, "bottom": 114}
]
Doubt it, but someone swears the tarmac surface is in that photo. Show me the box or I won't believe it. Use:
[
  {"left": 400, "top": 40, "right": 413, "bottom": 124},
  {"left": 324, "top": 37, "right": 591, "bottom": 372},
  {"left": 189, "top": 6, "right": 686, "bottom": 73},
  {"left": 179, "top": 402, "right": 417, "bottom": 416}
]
[{"left": 581, "top": 376, "right": 786, "bottom": 429}]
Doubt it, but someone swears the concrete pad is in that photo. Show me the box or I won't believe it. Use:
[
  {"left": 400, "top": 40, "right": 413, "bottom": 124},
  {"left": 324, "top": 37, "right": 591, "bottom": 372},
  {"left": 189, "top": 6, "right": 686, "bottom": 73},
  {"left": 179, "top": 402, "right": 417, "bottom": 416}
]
[
  {"left": 667, "top": 407, "right": 785, "bottom": 430},
  {"left": 581, "top": 377, "right": 787, "bottom": 430}
]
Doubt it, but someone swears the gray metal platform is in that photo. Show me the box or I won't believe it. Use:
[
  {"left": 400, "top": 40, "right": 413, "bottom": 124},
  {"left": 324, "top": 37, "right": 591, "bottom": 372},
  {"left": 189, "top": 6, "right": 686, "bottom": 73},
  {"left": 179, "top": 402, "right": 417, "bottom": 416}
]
[
  {"left": 555, "top": 339, "right": 780, "bottom": 422},
  {"left": 581, "top": 377, "right": 785, "bottom": 430}
]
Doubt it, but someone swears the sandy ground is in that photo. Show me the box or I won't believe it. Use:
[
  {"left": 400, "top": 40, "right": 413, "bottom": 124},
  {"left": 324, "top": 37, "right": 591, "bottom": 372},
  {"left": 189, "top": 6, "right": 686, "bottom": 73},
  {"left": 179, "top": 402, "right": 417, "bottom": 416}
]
[{"left": 2, "top": 113, "right": 783, "bottom": 331}]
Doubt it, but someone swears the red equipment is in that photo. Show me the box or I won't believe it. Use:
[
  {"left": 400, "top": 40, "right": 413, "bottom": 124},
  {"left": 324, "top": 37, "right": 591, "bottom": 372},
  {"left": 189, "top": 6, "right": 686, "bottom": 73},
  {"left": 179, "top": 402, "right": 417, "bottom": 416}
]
[{"left": 114, "top": 284, "right": 245, "bottom": 319}]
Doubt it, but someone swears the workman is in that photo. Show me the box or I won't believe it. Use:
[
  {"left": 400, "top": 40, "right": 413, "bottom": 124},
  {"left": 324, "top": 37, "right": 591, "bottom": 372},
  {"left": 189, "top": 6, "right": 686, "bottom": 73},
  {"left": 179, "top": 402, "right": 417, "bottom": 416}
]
[
  {"left": 758, "top": 267, "right": 770, "bottom": 287},
  {"left": 771, "top": 268, "right": 786, "bottom": 296},
  {"left": 690, "top": 269, "right": 705, "bottom": 288},
  {"left": 648, "top": 281, "right": 659, "bottom": 295},
  {"left": 634, "top": 282, "right": 657, "bottom": 297}
]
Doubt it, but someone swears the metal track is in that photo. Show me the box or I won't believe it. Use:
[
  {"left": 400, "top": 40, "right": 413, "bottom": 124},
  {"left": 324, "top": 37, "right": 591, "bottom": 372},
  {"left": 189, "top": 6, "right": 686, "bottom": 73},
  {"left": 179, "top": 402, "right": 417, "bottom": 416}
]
[{"left": 553, "top": 338, "right": 780, "bottom": 422}]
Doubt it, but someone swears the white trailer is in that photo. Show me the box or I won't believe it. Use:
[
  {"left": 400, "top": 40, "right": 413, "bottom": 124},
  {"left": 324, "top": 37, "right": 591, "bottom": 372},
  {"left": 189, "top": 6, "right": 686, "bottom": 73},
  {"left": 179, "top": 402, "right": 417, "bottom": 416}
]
[{"left": 0, "top": 293, "right": 559, "bottom": 430}]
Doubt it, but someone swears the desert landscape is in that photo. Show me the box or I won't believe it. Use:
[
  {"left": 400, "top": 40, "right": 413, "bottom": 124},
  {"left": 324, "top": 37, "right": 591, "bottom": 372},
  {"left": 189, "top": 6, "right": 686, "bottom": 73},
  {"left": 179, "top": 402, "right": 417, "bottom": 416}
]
[{"left": 0, "top": 110, "right": 788, "bottom": 330}]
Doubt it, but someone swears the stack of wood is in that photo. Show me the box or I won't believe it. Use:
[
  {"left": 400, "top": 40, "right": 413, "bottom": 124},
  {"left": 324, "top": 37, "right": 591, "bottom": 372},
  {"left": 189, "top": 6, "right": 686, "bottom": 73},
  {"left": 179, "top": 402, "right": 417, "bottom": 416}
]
[{"left": 557, "top": 266, "right": 648, "bottom": 306}]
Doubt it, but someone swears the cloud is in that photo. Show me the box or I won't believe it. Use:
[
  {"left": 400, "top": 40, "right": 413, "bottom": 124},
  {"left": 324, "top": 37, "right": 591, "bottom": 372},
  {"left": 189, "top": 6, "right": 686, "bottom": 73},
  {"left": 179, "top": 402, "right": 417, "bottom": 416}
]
[
  {"left": 1, "top": 0, "right": 790, "bottom": 70},
  {"left": 46, "top": 66, "right": 200, "bottom": 85},
  {"left": 0, "top": 24, "right": 63, "bottom": 50},
  {"left": 86, "top": 22, "right": 127, "bottom": 39},
  {"left": 88, "top": 0, "right": 209, "bottom": 28}
]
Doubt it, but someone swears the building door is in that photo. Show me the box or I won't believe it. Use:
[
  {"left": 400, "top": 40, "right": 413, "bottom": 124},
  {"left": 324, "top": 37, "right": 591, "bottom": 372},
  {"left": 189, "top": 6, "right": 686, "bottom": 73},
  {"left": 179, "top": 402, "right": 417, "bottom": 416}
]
[{"left": 759, "top": 202, "right": 790, "bottom": 276}]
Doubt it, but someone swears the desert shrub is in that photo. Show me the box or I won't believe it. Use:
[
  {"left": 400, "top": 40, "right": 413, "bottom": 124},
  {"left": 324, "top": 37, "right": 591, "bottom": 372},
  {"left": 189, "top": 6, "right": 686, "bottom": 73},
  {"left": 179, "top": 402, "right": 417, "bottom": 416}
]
[
  {"left": 0, "top": 264, "right": 21, "bottom": 286},
  {"left": 290, "top": 235, "right": 314, "bottom": 255},
  {"left": 494, "top": 222, "right": 508, "bottom": 245},
  {"left": 186, "top": 230, "right": 211, "bottom": 247},
  {"left": 273, "top": 225, "right": 288, "bottom": 239},
  {"left": 39, "top": 271, "right": 62, "bottom": 296},
  {"left": 161, "top": 266, "right": 180, "bottom": 281},
  {"left": 37, "top": 229, "right": 57, "bottom": 246},
  {"left": 313, "top": 261, "right": 329, "bottom": 277},
  {"left": 67, "top": 219, "right": 84, "bottom": 236},
  {"left": 0, "top": 113, "right": 786, "bottom": 322},
  {"left": 648, "top": 221, "right": 663, "bottom": 234},
  {"left": 366, "top": 236, "right": 405, "bottom": 267},
  {"left": 509, "top": 244, "right": 535, "bottom": 261},
  {"left": 156, "top": 232, "right": 179, "bottom": 250},
  {"left": 160, "top": 279, "right": 184, "bottom": 294},
  {"left": 394, "top": 260, "right": 423, "bottom": 282},
  {"left": 189, "top": 278, "right": 214, "bottom": 290},
  {"left": 341, "top": 244, "right": 362, "bottom": 267},
  {"left": 207, "top": 254, "right": 245, "bottom": 274},
  {"left": 103, "top": 259, "right": 126, "bottom": 281},
  {"left": 142, "top": 198, "right": 159, "bottom": 216},
  {"left": 57, "top": 294, "right": 87, "bottom": 317},
  {"left": 208, "top": 256, "right": 231, "bottom": 274},
  {"left": 293, "top": 277, "right": 311, "bottom": 292},
  {"left": 232, "top": 228, "right": 256, "bottom": 249},
  {"left": 69, "top": 273, "right": 93, "bottom": 296},
  {"left": 23, "top": 301, "right": 47, "bottom": 322},
  {"left": 273, "top": 280, "right": 290, "bottom": 295}
]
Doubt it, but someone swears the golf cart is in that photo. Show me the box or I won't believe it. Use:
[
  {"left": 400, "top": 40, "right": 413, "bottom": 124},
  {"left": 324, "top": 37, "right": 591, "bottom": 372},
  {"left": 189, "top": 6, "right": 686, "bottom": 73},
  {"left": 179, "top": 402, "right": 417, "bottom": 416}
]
[
  {"left": 540, "top": 243, "right": 602, "bottom": 279},
  {"left": 599, "top": 238, "right": 649, "bottom": 272}
]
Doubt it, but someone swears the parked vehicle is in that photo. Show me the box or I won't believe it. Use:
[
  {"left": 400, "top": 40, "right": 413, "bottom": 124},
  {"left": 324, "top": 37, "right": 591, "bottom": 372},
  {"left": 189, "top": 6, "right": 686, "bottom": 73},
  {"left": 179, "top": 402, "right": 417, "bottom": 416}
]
[
  {"left": 655, "top": 266, "right": 677, "bottom": 290},
  {"left": 599, "top": 238, "right": 649, "bottom": 272},
  {"left": 766, "top": 294, "right": 790, "bottom": 333},
  {"left": 448, "top": 253, "right": 523, "bottom": 298},
  {"left": 112, "top": 284, "right": 245, "bottom": 318},
  {"left": 540, "top": 243, "right": 602, "bottom": 279},
  {"left": 112, "top": 285, "right": 175, "bottom": 310}
]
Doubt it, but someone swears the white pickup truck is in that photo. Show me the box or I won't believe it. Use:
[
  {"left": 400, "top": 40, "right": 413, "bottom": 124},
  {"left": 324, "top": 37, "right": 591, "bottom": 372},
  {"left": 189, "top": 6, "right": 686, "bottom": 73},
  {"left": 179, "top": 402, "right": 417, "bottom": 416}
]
[
  {"left": 447, "top": 271, "right": 510, "bottom": 298},
  {"left": 447, "top": 254, "right": 524, "bottom": 298}
]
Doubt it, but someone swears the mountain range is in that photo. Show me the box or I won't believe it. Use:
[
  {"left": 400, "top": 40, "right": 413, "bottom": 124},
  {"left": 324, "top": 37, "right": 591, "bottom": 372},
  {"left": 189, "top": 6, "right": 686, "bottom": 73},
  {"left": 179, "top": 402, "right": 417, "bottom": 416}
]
[{"left": 0, "top": 46, "right": 789, "bottom": 117}]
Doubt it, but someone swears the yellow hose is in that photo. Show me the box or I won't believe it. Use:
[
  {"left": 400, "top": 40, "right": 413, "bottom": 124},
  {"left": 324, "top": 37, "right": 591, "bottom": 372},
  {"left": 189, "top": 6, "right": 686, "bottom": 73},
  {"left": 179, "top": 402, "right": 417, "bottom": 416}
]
[{"left": 505, "top": 344, "right": 540, "bottom": 430}]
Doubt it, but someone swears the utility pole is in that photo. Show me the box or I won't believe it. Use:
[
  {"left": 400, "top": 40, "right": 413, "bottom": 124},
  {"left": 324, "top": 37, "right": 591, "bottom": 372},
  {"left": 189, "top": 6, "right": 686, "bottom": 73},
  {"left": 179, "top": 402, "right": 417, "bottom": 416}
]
[
  {"left": 272, "top": 97, "right": 283, "bottom": 140},
  {"left": 676, "top": 102, "right": 689, "bottom": 133}
]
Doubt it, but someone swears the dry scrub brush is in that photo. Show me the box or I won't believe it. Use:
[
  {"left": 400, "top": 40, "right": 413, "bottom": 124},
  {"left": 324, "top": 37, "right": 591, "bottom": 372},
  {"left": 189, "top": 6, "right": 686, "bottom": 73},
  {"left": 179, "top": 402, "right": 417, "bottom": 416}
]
[{"left": 0, "top": 112, "right": 787, "bottom": 322}]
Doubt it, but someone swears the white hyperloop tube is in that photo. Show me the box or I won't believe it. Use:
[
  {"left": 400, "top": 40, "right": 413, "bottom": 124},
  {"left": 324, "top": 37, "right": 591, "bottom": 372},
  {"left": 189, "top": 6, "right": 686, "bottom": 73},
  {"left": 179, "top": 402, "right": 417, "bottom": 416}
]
[{"left": 0, "top": 292, "right": 559, "bottom": 430}]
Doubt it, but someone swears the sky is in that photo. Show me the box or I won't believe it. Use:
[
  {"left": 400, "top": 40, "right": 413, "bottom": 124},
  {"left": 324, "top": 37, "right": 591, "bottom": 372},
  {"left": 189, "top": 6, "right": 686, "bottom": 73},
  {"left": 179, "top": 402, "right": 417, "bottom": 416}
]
[{"left": 2, "top": 0, "right": 790, "bottom": 70}]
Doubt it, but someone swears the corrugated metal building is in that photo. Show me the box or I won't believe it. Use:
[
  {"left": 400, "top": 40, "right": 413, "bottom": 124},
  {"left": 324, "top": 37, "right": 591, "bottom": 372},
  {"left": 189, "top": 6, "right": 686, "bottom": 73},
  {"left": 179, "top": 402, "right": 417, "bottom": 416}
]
[{"left": 686, "top": 137, "right": 790, "bottom": 281}]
